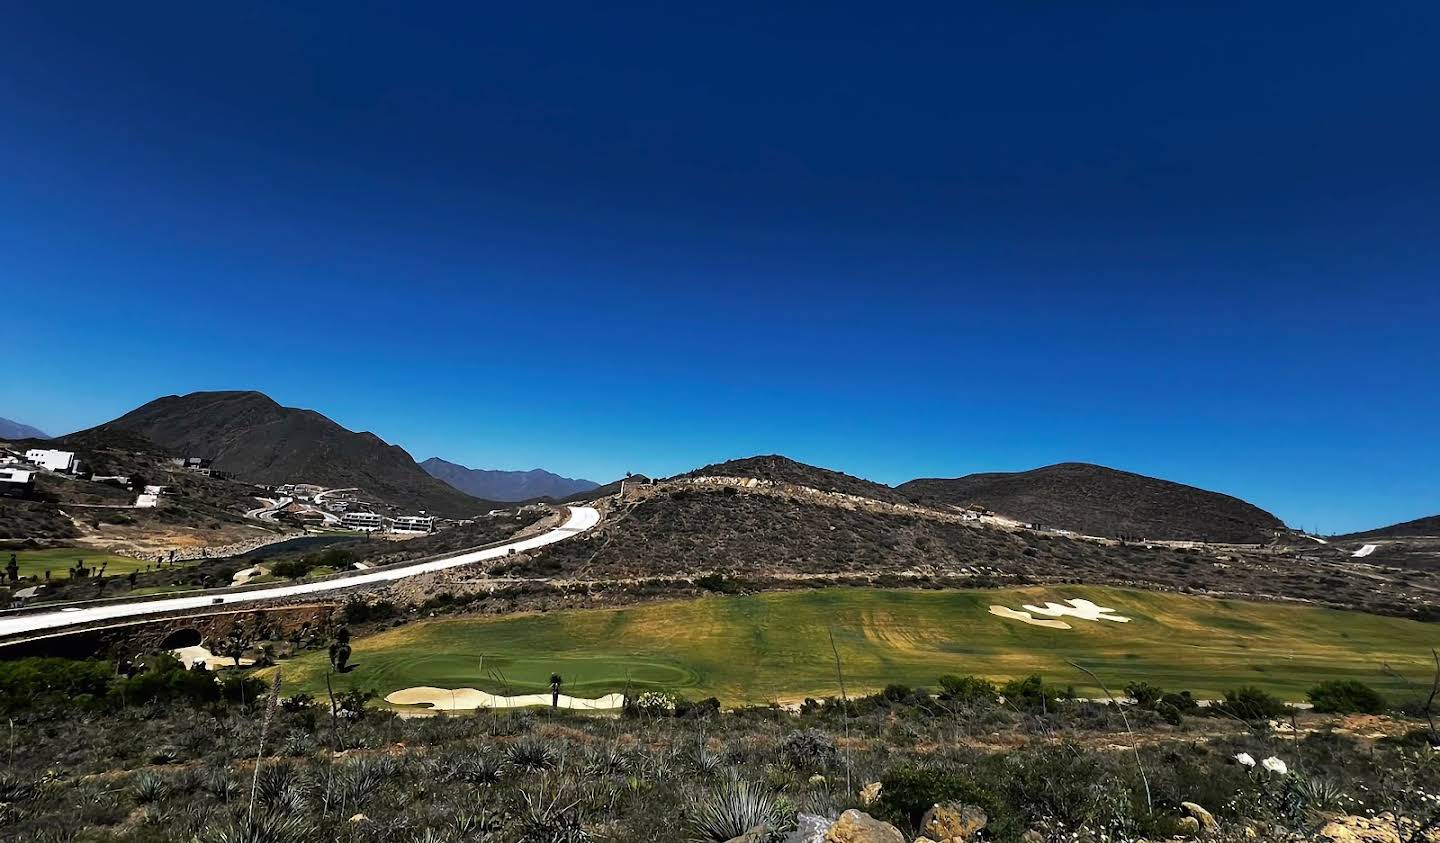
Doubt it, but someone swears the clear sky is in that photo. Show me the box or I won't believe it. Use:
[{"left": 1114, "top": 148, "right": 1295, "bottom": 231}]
[{"left": 3, "top": 3, "right": 1437, "bottom": 534}]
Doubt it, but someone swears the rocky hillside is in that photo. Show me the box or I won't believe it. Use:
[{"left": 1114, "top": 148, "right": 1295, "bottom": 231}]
[
  {"left": 680, "top": 455, "right": 910, "bottom": 504},
  {"left": 421, "top": 457, "right": 597, "bottom": 501},
  {"left": 514, "top": 481, "right": 1435, "bottom": 620},
  {"left": 1337, "top": 514, "right": 1440, "bottom": 540},
  {"left": 79, "top": 391, "right": 491, "bottom": 517},
  {"left": 899, "top": 463, "right": 1285, "bottom": 543}
]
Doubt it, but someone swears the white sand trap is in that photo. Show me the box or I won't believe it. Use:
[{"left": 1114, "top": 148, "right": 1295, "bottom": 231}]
[
  {"left": 1021, "top": 598, "right": 1130, "bottom": 623},
  {"left": 1352, "top": 544, "right": 1378, "bottom": 558},
  {"left": 171, "top": 645, "right": 254, "bottom": 671},
  {"left": 988, "top": 606, "right": 1072, "bottom": 629},
  {"left": 385, "top": 687, "right": 627, "bottom": 711},
  {"left": 231, "top": 565, "right": 267, "bottom": 585}
]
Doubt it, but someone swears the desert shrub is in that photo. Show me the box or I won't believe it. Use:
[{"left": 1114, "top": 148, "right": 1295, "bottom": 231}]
[
  {"left": 1125, "top": 681, "right": 1165, "bottom": 709},
  {"left": 778, "top": 728, "right": 836, "bottom": 770},
  {"left": 1001, "top": 675, "right": 1072, "bottom": 712},
  {"left": 1308, "top": 680, "right": 1386, "bottom": 714},
  {"left": 1216, "top": 686, "right": 1287, "bottom": 720},
  {"left": 876, "top": 764, "right": 999, "bottom": 831},
  {"left": 937, "top": 674, "right": 999, "bottom": 707}
]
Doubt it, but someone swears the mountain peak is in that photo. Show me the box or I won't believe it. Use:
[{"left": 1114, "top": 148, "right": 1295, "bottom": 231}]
[
  {"left": 78, "top": 391, "right": 492, "bottom": 516},
  {"left": 899, "top": 463, "right": 1284, "bottom": 542},
  {"left": 422, "top": 457, "right": 599, "bottom": 502},
  {"left": 0, "top": 417, "right": 50, "bottom": 440}
]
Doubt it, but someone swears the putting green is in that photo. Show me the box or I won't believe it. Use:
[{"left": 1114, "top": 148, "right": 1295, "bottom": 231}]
[{"left": 273, "top": 587, "right": 1440, "bottom": 706}]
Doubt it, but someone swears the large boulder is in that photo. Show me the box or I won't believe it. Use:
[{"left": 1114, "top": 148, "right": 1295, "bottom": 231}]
[
  {"left": 823, "top": 810, "right": 905, "bottom": 843},
  {"left": 782, "top": 814, "right": 833, "bottom": 843},
  {"left": 1317, "top": 814, "right": 1440, "bottom": 843},
  {"left": 1180, "top": 802, "right": 1219, "bottom": 836},
  {"left": 919, "top": 802, "right": 988, "bottom": 841}
]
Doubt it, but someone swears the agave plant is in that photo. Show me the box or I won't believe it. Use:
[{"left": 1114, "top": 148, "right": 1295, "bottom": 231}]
[
  {"left": 517, "top": 783, "right": 591, "bottom": 843},
  {"left": 688, "top": 778, "right": 783, "bottom": 843},
  {"left": 505, "top": 737, "right": 559, "bottom": 774},
  {"left": 196, "top": 810, "right": 313, "bottom": 843},
  {"left": 131, "top": 771, "right": 171, "bottom": 805},
  {"left": 1293, "top": 774, "right": 1347, "bottom": 810}
]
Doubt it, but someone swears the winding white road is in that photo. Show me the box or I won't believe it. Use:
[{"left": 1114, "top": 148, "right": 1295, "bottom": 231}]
[{"left": 0, "top": 506, "right": 600, "bottom": 639}]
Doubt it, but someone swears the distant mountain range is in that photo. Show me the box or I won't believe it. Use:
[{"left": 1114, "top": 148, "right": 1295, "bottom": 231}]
[
  {"left": 898, "top": 462, "right": 1285, "bottom": 543},
  {"left": 421, "top": 457, "right": 598, "bottom": 502},
  {"left": 0, "top": 417, "right": 49, "bottom": 440},
  {"left": 74, "top": 391, "right": 493, "bottom": 516}
]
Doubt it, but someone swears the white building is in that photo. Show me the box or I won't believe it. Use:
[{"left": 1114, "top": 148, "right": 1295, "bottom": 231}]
[
  {"left": 0, "top": 467, "right": 35, "bottom": 497},
  {"left": 391, "top": 515, "right": 435, "bottom": 535},
  {"left": 25, "top": 449, "right": 77, "bottom": 472},
  {"left": 341, "top": 511, "right": 385, "bottom": 531}
]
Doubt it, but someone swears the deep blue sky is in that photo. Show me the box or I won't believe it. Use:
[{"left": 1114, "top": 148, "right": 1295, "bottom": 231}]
[{"left": 4, "top": 3, "right": 1437, "bottom": 533}]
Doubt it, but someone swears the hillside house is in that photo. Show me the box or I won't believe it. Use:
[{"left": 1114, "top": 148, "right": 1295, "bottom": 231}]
[
  {"left": 25, "top": 448, "right": 77, "bottom": 472},
  {"left": 0, "top": 467, "right": 35, "bottom": 497},
  {"left": 391, "top": 515, "right": 435, "bottom": 534},
  {"left": 170, "top": 456, "right": 213, "bottom": 475},
  {"left": 341, "top": 511, "right": 384, "bottom": 531}
]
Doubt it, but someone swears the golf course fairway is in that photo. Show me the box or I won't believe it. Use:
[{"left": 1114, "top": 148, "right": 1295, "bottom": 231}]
[{"left": 274, "top": 586, "right": 1440, "bottom": 707}]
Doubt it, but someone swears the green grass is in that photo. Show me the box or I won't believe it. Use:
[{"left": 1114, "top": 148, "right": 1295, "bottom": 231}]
[
  {"left": 4, "top": 547, "right": 170, "bottom": 578},
  {"left": 274, "top": 586, "right": 1440, "bottom": 706}
]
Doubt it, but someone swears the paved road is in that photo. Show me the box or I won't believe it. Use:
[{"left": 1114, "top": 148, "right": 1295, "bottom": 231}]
[{"left": 0, "top": 506, "right": 600, "bottom": 639}]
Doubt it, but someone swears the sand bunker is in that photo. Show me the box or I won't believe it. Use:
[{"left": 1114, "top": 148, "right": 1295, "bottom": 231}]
[
  {"left": 231, "top": 565, "right": 267, "bottom": 585},
  {"left": 171, "top": 645, "right": 254, "bottom": 671},
  {"left": 988, "top": 606, "right": 1072, "bottom": 629},
  {"left": 990, "top": 598, "right": 1130, "bottom": 629},
  {"left": 1022, "top": 598, "right": 1130, "bottom": 623},
  {"left": 385, "top": 687, "right": 627, "bottom": 711}
]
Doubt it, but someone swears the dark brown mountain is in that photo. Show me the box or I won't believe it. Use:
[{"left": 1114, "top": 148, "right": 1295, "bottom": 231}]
[
  {"left": 421, "top": 457, "right": 598, "bottom": 502},
  {"left": 679, "top": 454, "right": 910, "bottom": 504},
  {"left": 898, "top": 462, "right": 1285, "bottom": 543},
  {"left": 77, "top": 391, "right": 492, "bottom": 516},
  {"left": 1336, "top": 514, "right": 1440, "bottom": 540}
]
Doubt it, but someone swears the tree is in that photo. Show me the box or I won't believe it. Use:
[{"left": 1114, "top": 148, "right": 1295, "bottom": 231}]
[
  {"left": 1124, "top": 681, "right": 1165, "bottom": 710},
  {"left": 550, "top": 673, "right": 563, "bottom": 707},
  {"left": 5, "top": 554, "right": 18, "bottom": 582}
]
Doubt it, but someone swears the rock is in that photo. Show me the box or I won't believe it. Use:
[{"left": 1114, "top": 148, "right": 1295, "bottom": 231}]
[
  {"left": 823, "top": 809, "right": 905, "bottom": 843},
  {"left": 1020, "top": 832, "right": 1046, "bottom": 843},
  {"left": 919, "top": 802, "right": 988, "bottom": 841},
  {"left": 1314, "top": 814, "right": 1440, "bottom": 843},
  {"left": 1180, "top": 801, "right": 1219, "bottom": 836},
  {"left": 725, "top": 825, "right": 772, "bottom": 843},
  {"left": 782, "top": 814, "right": 833, "bottom": 843},
  {"left": 1177, "top": 816, "right": 1201, "bottom": 835},
  {"left": 859, "top": 781, "right": 883, "bottom": 805},
  {"left": 348, "top": 813, "right": 368, "bottom": 823}
]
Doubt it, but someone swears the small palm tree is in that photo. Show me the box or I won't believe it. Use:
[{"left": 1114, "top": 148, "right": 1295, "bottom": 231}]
[{"left": 550, "top": 673, "right": 564, "bottom": 708}]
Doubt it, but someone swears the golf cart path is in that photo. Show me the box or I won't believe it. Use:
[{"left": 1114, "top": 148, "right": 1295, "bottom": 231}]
[{"left": 0, "top": 506, "right": 600, "bottom": 638}]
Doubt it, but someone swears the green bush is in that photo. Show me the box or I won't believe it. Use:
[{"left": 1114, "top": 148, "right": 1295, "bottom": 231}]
[
  {"left": 1308, "top": 680, "right": 1386, "bottom": 714},
  {"left": 876, "top": 764, "right": 998, "bottom": 830},
  {"left": 938, "top": 674, "right": 999, "bottom": 707},
  {"left": 1217, "top": 685, "right": 1287, "bottom": 720}
]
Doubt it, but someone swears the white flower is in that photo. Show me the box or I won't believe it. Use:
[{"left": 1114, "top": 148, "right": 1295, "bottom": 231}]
[
  {"left": 1235, "top": 752, "right": 1256, "bottom": 767},
  {"left": 1261, "top": 756, "right": 1288, "bottom": 775}
]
